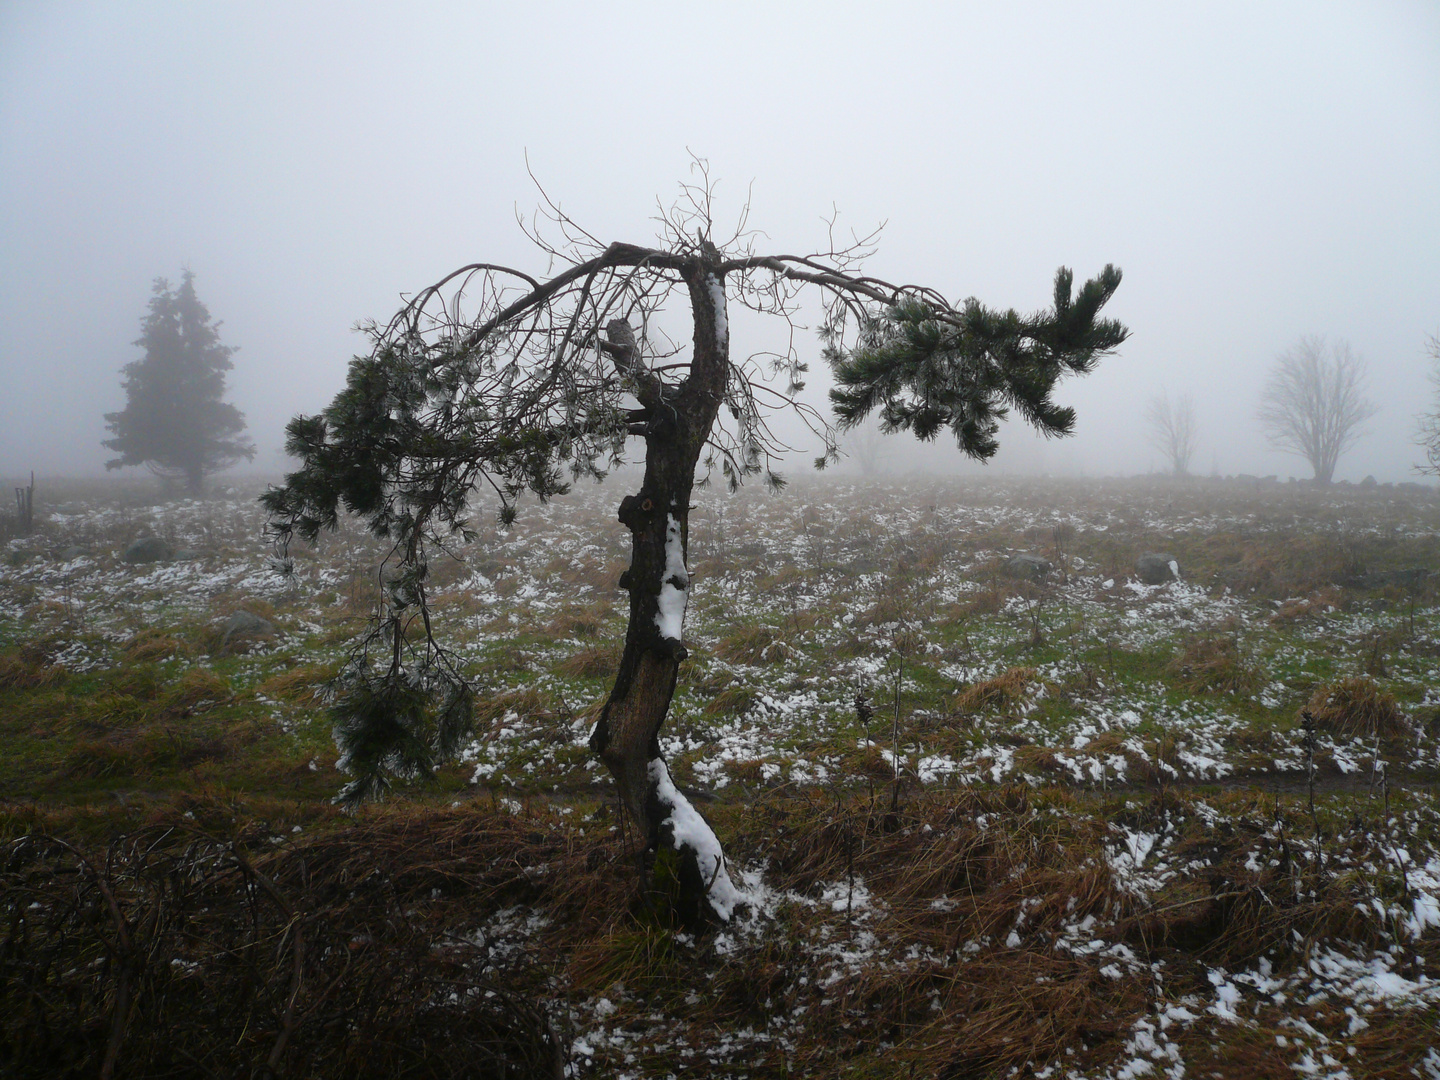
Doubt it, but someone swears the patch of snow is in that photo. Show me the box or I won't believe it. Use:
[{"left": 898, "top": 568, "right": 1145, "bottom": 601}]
[
  {"left": 649, "top": 757, "right": 744, "bottom": 921},
  {"left": 655, "top": 513, "right": 688, "bottom": 642},
  {"left": 706, "top": 273, "right": 728, "bottom": 349}
]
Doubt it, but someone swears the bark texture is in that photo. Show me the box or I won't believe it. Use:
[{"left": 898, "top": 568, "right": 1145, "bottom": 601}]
[{"left": 588, "top": 253, "right": 734, "bottom": 919}]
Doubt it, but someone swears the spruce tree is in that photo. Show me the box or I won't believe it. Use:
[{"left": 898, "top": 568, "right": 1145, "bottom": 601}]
[{"left": 104, "top": 271, "right": 254, "bottom": 493}]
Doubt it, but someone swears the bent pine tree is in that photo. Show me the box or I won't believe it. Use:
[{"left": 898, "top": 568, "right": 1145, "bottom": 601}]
[{"left": 263, "top": 179, "right": 1128, "bottom": 922}]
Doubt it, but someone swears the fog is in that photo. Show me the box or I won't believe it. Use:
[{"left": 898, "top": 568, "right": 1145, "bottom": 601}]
[{"left": 2, "top": 2, "right": 1437, "bottom": 486}]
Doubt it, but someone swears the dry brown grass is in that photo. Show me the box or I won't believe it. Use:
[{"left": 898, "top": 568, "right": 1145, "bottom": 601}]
[
  {"left": 3, "top": 780, "right": 1432, "bottom": 1078},
  {"left": 166, "top": 668, "right": 231, "bottom": 714},
  {"left": 554, "top": 644, "right": 619, "bottom": 681},
  {"left": 122, "top": 628, "right": 187, "bottom": 662},
  {"left": 61, "top": 739, "right": 142, "bottom": 779},
  {"left": 545, "top": 600, "right": 615, "bottom": 639},
  {"left": 1, "top": 809, "right": 620, "bottom": 1079},
  {"left": 1303, "top": 676, "right": 1409, "bottom": 737},
  {"left": 1054, "top": 664, "right": 1104, "bottom": 702},
  {"left": 1203, "top": 531, "right": 1356, "bottom": 598},
  {"left": 1166, "top": 634, "right": 1261, "bottom": 695},
  {"left": 704, "top": 684, "right": 757, "bottom": 717},
  {"left": 715, "top": 624, "right": 793, "bottom": 665},
  {"left": 1013, "top": 743, "right": 1061, "bottom": 774},
  {"left": 0, "top": 646, "right": 66, "bottom": 689},
  {"left": 962, "top": 584, "right": 1009, "bottom": 616},
  {"left": 256, "top": 663, "right": 335, "bottom": 705},
  {"left": 1268, "top": 585, "right": 1347, "bottom": 623},
  {"left": 473, "top": 685, "right": 558, "bottom": 727},
  {"left": 953, "top": 666, "right": 1037, "bottom": 714}
]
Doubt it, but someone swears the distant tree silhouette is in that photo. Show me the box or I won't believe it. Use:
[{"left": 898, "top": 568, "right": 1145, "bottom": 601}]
[
  {"left": 1257, "top": 337, "right": 1375, "bottom": 485},
  {"left": 1417, "top": 333, "right": 1440, "bottom": 477},
  {"left": 1145, "top": 391, "right": 1197, "bottom": 476},
  {"left": 104, "top": 272, "right": 254, "bottom": 493}
]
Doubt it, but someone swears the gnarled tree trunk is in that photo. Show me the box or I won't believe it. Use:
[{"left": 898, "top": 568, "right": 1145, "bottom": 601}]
[{"left": 587, "top": 252, "right": 743, "bottom": 924}]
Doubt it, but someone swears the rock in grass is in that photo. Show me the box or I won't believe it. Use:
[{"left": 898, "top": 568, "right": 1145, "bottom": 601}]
[
  {"left": 1005, "top": 553, "right": 1052, "bottom": 581},
  {"left": 123, "top": 536, "right": 172, "bottom": 563},
  {"left": 220, "top": 610, "right": 277, "bottom": 653},
  {"left": 1136, "top": 552, "right": 1180, "bottom": 585}
]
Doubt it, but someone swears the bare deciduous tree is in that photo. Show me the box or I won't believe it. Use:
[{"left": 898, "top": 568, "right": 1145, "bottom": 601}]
[
  {"left": 262, "top": 168, "right": 1128, "bottom": 923},
  {"left": 1416, "top": 333, "right": 1440, "bottom": 477},
  {"left": 1145, "top": 391, "right": 1197, "bottom": 477},
  {"left": 1257, "top": 336, "right": 1376, "bottom": 485}
]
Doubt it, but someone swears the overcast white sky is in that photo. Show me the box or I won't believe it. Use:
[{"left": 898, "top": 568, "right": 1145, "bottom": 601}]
[{"left": 2, "top": 1, "right": 1437, "bottom": 484}]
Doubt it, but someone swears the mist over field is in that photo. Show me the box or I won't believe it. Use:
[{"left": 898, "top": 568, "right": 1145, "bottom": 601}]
[{"left": 2, "top": 2, "right": 1438, "bottom": 486}]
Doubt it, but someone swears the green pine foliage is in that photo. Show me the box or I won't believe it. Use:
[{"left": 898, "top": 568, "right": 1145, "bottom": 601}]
[
  {"left": 826, "top": 266, "right": 1127, "bottom": 458},
  {"left": 103, "top": 271, "right": 254, "bottom": 493},
  {"left": 260, "top": 317, "right": 633, "bottom": 805}
]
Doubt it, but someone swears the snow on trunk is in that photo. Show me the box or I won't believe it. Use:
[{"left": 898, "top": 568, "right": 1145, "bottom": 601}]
[
  {"left": 648, "top": 757, "right": 744, "bottom": 921},
  {"left": 654, "top": 512, "right": 688, "bottom": 643},
  {"left": 706, "top": 273, "right": 728, "bottom": 350}
]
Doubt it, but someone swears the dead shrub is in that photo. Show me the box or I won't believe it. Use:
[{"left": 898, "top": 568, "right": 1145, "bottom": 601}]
[
  {"left": 1303, "top": 676, "right": 1408, "bottom": 737},
  {"left": 1165, "top": 635, "right": 1260, "bottom": 695},
  {"left": 953, "top": 667, "right": 1037, "bottom": 714},
  {"left": 863, "top": 593, "right": 913, "bottom": 626},
  {"left": 891, "top": 626, "right": 925, "bottom": 657}
]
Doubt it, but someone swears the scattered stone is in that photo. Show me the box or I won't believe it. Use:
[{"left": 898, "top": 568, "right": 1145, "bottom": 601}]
[
  {"left": 1136, "top": 552, "right": 1180, "bottom": 585},
  {"left": 219, "top": 610, "right": 277, "bottom": 653},
  {"left": 1005, "top": 553, "right": 1052, "bottom": 581},
  {"left": 123, "top": 537, "right": 172, "bottom": 564}
]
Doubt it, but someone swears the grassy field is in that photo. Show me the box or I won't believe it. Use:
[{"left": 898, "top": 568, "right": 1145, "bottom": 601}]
[{"left": 3, "top": 473, "right": 1440, "bottom": 1078}]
